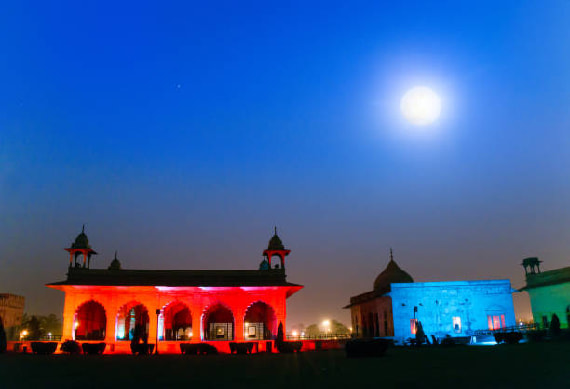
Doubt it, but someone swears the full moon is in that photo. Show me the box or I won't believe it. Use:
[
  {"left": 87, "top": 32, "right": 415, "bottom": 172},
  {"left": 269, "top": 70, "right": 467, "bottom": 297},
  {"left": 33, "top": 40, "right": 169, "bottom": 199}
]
[{"left": 400, "top": 86, "right": 441, "bottom": 126}]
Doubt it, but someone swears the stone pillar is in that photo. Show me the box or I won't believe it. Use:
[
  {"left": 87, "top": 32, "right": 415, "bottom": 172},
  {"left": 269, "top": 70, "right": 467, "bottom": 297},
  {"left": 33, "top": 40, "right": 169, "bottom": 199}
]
[
  {"left": 189, "top": 303, "right": 203, "bottom": 342},
  {"left": 104, "top": 299, "right": 118, "bottom": 344},
  {"left": 147, "top": 296, "right": 159, "bottom": 345},
  {"left": 272, "top": 295, "right": 287, "bottom": 339},
  {"left": 234, "top": 306, "right": 246, "bottom": 342},
  {"left": 61, "top": 292, "right": 76, "bottom": 341}
]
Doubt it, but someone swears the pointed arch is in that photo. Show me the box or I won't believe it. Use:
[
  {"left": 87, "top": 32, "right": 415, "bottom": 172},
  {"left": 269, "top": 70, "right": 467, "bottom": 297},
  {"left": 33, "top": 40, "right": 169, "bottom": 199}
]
[
  {"left": 202, "top": 302, "right": 234, "bottom": 341},
  {"left": 74, "top": 300, "right": 107, "bottom": 340},
  {"left": 243, "top": 300, "right": 277, "bottom": 340},
  {"left": 162, "top": 301, "right": 193, "bottom": 341},
  {"left": 116, "top": 301, "right": 149, "bottom": 341}
]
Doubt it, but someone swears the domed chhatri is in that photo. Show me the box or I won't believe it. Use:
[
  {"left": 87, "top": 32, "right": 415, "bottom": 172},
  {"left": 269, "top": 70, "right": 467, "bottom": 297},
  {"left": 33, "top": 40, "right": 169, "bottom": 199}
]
[
  {"left": 71, "top": 225, "right": 91, "bottom": 249},
  {"left": 65, "top": 226, "right": 98, "bottom": 269},
  {"left": 262, "top": 227, "right": 291, "bottom": 270},
  {"left": 373, "top": 249, "right": 414, "bottom": 293},
  {"left": 521, "top": 257, "right": 542, "bottom": 275}
]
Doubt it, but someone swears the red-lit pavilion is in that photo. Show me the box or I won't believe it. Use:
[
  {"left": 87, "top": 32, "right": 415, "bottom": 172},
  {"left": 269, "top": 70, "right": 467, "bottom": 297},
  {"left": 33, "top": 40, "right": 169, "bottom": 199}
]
[{"left": 47, "top": 228, "right": 302, "bottom": 354}]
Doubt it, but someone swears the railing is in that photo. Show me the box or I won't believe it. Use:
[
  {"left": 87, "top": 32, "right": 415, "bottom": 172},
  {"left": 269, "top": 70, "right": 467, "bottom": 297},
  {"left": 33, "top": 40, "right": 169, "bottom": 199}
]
[
  {"left": 286, "top": 334, "right": 351, "bottom": 340},
  {"left": 472, "top": 323, "right": 539, "bottom": 336},
  {"left": 20, "top": 335, "right": 62, "bottom": 341}
]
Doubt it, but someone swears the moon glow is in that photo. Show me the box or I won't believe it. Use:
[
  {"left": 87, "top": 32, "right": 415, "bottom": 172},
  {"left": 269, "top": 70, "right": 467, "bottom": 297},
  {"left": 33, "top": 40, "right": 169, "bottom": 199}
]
[{"left": 400, "top": 86, "right": 442, "bottom": 126}]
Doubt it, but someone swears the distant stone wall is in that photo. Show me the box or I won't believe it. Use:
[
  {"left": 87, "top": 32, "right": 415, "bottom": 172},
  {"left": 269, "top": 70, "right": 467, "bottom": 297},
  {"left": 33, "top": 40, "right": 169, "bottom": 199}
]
[
  {"left": 390, "top": 280, "right": 516, "bottom": 344},
  {"left": 0, "top": 294, "right": 25, "bottom": 341}
]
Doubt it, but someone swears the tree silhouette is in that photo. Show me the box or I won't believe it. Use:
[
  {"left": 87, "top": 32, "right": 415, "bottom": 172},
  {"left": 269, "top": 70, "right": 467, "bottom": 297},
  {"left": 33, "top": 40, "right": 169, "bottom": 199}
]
[
  {"left": 303, "top": 319, "right": 350, "bottom": 337},
  {"left": 20, "top": 314, "right": 61, "bottom": 340},
  {"left": 331, "top": 320, "right": 350, "bottom": 335},
  {"left": 40, "top": 314, "right": 62, "bottom": 336},
  {"left": 26, "top": 316, "right": 43, "bottom": 340},
  {"left": 305, "top": 324, "right": 320, "bottom": 337}
]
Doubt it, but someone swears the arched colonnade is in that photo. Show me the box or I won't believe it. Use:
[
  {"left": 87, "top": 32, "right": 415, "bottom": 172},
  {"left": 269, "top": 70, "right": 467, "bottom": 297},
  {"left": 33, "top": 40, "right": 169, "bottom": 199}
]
[{"left": 71, "top": 298, "right": 279, "bottom": 343}]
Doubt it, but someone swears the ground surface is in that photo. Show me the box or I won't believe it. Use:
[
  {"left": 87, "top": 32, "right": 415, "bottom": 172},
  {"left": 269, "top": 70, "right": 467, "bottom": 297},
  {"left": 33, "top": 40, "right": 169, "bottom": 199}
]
[{"left": 1, "top": 342, "right": 569, "bottom": 388}]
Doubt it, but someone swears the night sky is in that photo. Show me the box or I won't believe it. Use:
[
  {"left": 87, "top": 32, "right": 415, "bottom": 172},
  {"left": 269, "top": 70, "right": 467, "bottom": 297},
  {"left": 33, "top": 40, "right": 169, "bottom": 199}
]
[{"left": 2, "top": 1, "right": 570, "bottom": 328}]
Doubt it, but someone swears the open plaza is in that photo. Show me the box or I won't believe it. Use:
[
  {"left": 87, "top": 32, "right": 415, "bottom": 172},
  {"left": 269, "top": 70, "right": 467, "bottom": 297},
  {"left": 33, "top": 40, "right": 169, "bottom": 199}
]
[{"left": 1, "top": 342, "right": 569, "bottom": 388}]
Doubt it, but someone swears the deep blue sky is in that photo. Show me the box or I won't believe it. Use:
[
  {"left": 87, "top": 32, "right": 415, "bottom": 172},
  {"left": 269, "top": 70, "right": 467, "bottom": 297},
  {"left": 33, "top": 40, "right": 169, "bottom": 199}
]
[{"left": 1, "top": 1, "right": 570, "bottom": 326}]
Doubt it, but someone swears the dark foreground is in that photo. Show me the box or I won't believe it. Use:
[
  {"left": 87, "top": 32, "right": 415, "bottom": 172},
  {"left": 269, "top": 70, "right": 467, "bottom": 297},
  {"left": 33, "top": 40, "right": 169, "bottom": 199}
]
[{"left": 1, "top": 342, "right": 569, "bottom": 388}]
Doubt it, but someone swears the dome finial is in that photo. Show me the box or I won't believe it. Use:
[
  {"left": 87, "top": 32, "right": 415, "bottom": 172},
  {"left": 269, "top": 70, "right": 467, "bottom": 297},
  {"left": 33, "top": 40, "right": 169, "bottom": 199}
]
[
  {"left": 390, "top": 248, "right": 394, "bottom": 262},
  {"left": 114, "top": 250, "right": 118, "bottom": 260},
  {"left": 71, "top": 225, "right": 91, "bottom": 249},
  {"left": 267, "top": 228, "right": 285, "bottom": 250}
]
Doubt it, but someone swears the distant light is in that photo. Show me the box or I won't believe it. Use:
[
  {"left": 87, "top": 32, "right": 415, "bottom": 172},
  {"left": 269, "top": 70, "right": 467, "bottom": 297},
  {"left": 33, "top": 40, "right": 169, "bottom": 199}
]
[
  {"left": 348, "top": 327, "right": 353, "bottom": 333},
  {"left": 292, "top": 330, "right": 298, "bottom": 337},
  {"left": 322, "top": 320, "right": 331, "bottom": 328},
  {"left": 400, "top": 86, "right": 441, "bottom": 126}
]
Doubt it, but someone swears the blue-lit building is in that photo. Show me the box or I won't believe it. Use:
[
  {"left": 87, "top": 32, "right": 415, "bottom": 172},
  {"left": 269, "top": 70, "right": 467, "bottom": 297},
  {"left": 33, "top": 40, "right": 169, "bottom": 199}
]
[{"left": 345, "top": 251, "right": 516, "bottom": 344}]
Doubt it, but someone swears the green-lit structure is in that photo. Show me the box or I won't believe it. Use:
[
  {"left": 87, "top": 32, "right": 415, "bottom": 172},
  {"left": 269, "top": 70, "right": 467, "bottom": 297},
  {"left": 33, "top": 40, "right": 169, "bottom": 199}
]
[{"left": 521, "top": 257, "right": 570, "bottom": 328}]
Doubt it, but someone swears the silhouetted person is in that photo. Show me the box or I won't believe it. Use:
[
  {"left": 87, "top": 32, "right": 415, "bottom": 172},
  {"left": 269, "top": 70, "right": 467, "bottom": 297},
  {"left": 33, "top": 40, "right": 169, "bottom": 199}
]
[
  {"left": 0, "top": 320, "right": 7, "bottom": 353},
  {"left": 415, "top": 321, "right": 426, "bottom": 346},
  {"left": 276, "top": 322, "right": 284, "bottom": 344},
  {"left": 130, "top": 324, "right": 150, "bottom": 354},
  {"left": 550, "top": 314, "right": 561, "bottom": 336}
]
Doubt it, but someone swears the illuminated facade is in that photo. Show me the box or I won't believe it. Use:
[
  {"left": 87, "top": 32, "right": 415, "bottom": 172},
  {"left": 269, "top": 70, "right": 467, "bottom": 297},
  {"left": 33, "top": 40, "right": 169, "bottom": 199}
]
[
  {"left": 47, "top": 228, "right": 302, "bottom": 353},
  {"left": 521, "top": 257, "right": 570, "bottom": 328},
  {"left": 346, "top": 250, "right": 516, "bottom": 344}
]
